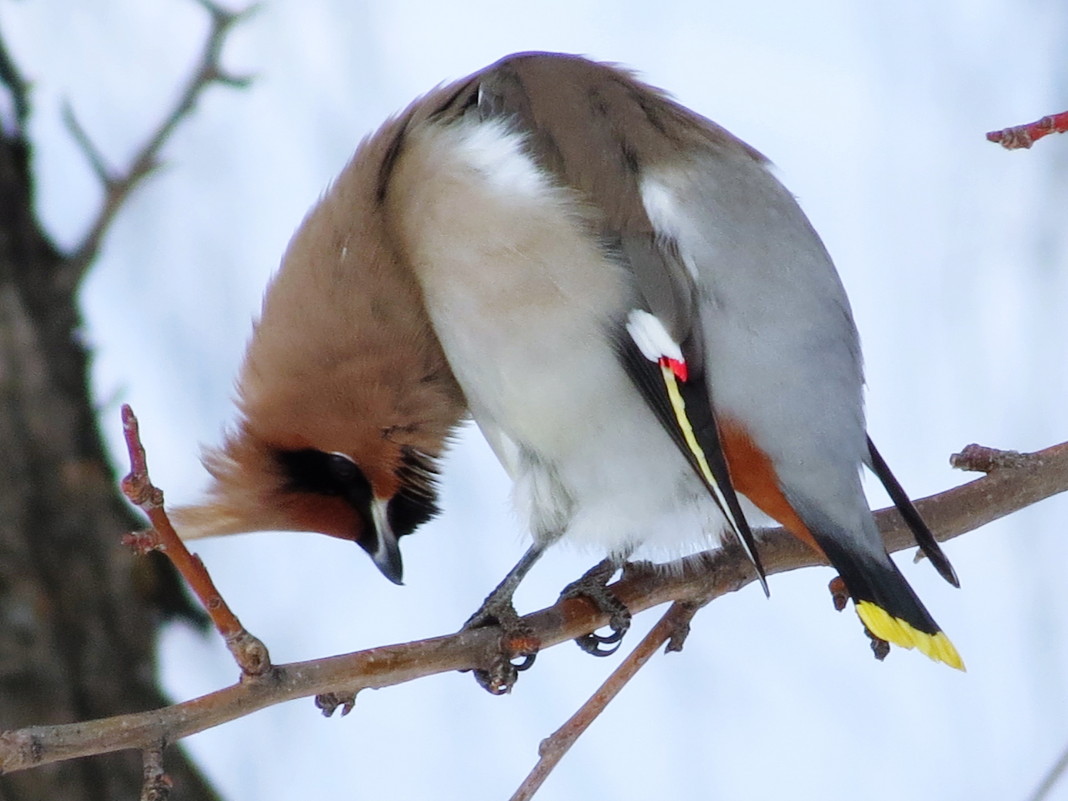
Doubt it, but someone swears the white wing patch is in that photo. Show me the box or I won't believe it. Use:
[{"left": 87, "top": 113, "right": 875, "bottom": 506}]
[
  {"left": 449, "top": 117, "right": 550, "bottom": 199},
  {"left": 638, "top": 176, "right": 701, "bottom": 282}
]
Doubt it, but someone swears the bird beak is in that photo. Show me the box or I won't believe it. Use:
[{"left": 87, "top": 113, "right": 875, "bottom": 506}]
[{"left": 370, "top": 497, "right": 404, "bottom": 585}]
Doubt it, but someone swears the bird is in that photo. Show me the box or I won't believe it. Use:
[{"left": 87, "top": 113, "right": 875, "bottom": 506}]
[{"left": 175, "top": 51, "right": 963, "bottom": 670}]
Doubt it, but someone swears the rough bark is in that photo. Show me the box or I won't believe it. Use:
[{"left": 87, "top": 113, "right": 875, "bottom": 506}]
[{"left": 0, "top": 27, "right": 219, "bottom": 801}]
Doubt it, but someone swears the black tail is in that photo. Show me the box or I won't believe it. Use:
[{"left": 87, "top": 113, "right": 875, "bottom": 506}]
[{"left": 813, "top": 531, "right": 963, "bottom": 669}]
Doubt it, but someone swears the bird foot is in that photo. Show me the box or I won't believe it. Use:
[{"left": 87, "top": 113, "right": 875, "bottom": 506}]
[
  {"left": 558, "top": 559, "right": 632, "bottom": 656},
  {"left": 863, "top": 626, "right": 891, "bottom": 661},
  {"left": 828, "top": 576, "right": 850, "bottom": 612},
  {"left": 462, "top": 590, "right": 539, "bottom": 695},
  {"left": 829, "top": 575, "right": 891, "bottom": 661}
]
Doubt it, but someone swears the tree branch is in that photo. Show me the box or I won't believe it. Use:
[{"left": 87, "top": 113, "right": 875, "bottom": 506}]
[
  {"left": 57, "top": 0, "right": 257, "bottom": 291},
  {"left": 1, "top": 439, "right": 1066, "bottom": 778}
]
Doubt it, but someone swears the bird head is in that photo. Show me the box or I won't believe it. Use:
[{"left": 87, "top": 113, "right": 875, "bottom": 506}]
[{"left": 173, "top": 109, "right": 467, "bottom": 583}]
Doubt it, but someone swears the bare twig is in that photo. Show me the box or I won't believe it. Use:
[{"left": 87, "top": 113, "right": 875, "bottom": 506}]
[
  {"left": 0, "top": 27, "right": 31, "bottom": 132},
  {"left": 986, "top": 111, "right": 1068, "bottom": 150},
  {"left": 951, "top": 442, "right": 1035, "bottom": 472},
  {"left": 120, "top": 404, "right": 270, "bottom": 676},
  {"left": 1025, "top": 740, "right": 1068, "bottom": 801},
  {"left": 511, "top": 602, "right": 700, "bottom": 801},
  {"left": 61, "top": 102, "right": 114, "bottom": 185},
  {"left": 58, "top": 0, "right": 257, "bottom": 290},
  {"left": 140, "top": 745, "right": 172, "bottom": 801},
  {"left": 1, "top": 439, "right": 1066, "bottom": 778}
]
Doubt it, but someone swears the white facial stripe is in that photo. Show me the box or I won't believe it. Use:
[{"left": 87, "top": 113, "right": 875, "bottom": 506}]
[
  {"left": 626, "top": 309, "right": 684, "bottom": 364},
  {"left": 370, "top": 497, "right": 393, "bottom": 557}
]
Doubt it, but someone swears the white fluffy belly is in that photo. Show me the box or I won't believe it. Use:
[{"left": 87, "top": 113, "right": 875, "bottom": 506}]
[{"left": 388, "top": 117, "right": 729, "bottom": 560}]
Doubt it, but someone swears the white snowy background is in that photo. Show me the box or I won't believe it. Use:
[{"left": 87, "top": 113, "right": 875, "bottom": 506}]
[{"left": 3, "top": 1, "right": 1068, "bottom": 799}]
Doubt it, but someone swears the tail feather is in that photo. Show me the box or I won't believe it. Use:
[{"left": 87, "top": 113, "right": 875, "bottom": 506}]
[
  {"left": 813, "top": 532, "right": 965, "bottom": 671},
  {"left": 867, "top": 436, "right": 959, "bottom": 588},
  {"left": 855, "top": 602, "right": 963, "bottom": 669}
]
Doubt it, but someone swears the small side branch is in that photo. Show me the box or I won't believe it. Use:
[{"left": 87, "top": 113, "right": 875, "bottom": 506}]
[
  {"left": 120, "top": 404, "right": 270, "bottom": 676},
  {"left": 986, "top": 111, "right": 1068, "bottom": 150},
  {"left": 510, "top": 601, "right": 700, "bottom": 801},
  {"left": 140, "top": 745, "right": 172, "bottom": 801},
  {"left": 58, "top": 0, "right": 257, "bottom": 290}
]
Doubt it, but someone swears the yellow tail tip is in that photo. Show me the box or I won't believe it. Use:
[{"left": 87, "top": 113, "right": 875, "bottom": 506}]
[{"left": 855, "top": 601, "right": 965, "bottom": 671}]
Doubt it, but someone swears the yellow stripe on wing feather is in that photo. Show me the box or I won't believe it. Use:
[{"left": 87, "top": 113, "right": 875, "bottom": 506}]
[{"left": 660, "top": 362, "right": 743, "bottom": 537}]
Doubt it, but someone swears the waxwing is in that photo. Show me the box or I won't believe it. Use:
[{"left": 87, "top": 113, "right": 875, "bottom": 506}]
[{"left": 177, "top": 52, "right": 962, "bottom": 669}]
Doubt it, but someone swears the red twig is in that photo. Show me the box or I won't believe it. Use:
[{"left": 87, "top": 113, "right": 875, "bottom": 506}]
[
  {"left": 119, "top": 404, "right": 270, "bottom": 676},
  {"left": 986, "top": 111, "right": 1068, "bottom": 150}
]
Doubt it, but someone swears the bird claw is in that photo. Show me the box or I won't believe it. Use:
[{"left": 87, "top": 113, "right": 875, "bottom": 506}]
[
  {"left": 463, "top": 596, "right": 540, "bottom": 694},
  {"left": 863, "top": 625, "right": 891, "bottom": 661},
  {"left": 828, "top": 576, "right": 850, "bottom": 612},
  {"left": 471, "top": 647, "right": 537, "bottom": 695},
  {"left": 830, "top": 575, "right": 890, "bottom": 661},
  {"left": 573, "top": 624, "right": 628, "bottom": 656},
  {"left": 559, "top": 559, "right": 632, "bottom": 657}
]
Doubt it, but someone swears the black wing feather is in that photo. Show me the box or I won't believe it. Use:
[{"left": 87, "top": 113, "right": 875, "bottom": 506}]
[{"left": 616, "top": 332, "right": 769, "bottom": 595}]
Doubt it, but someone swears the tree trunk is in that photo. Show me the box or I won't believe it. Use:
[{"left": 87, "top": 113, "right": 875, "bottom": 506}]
[{"left": 0, "top": 41, "right": 219, "bottom": 801}]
